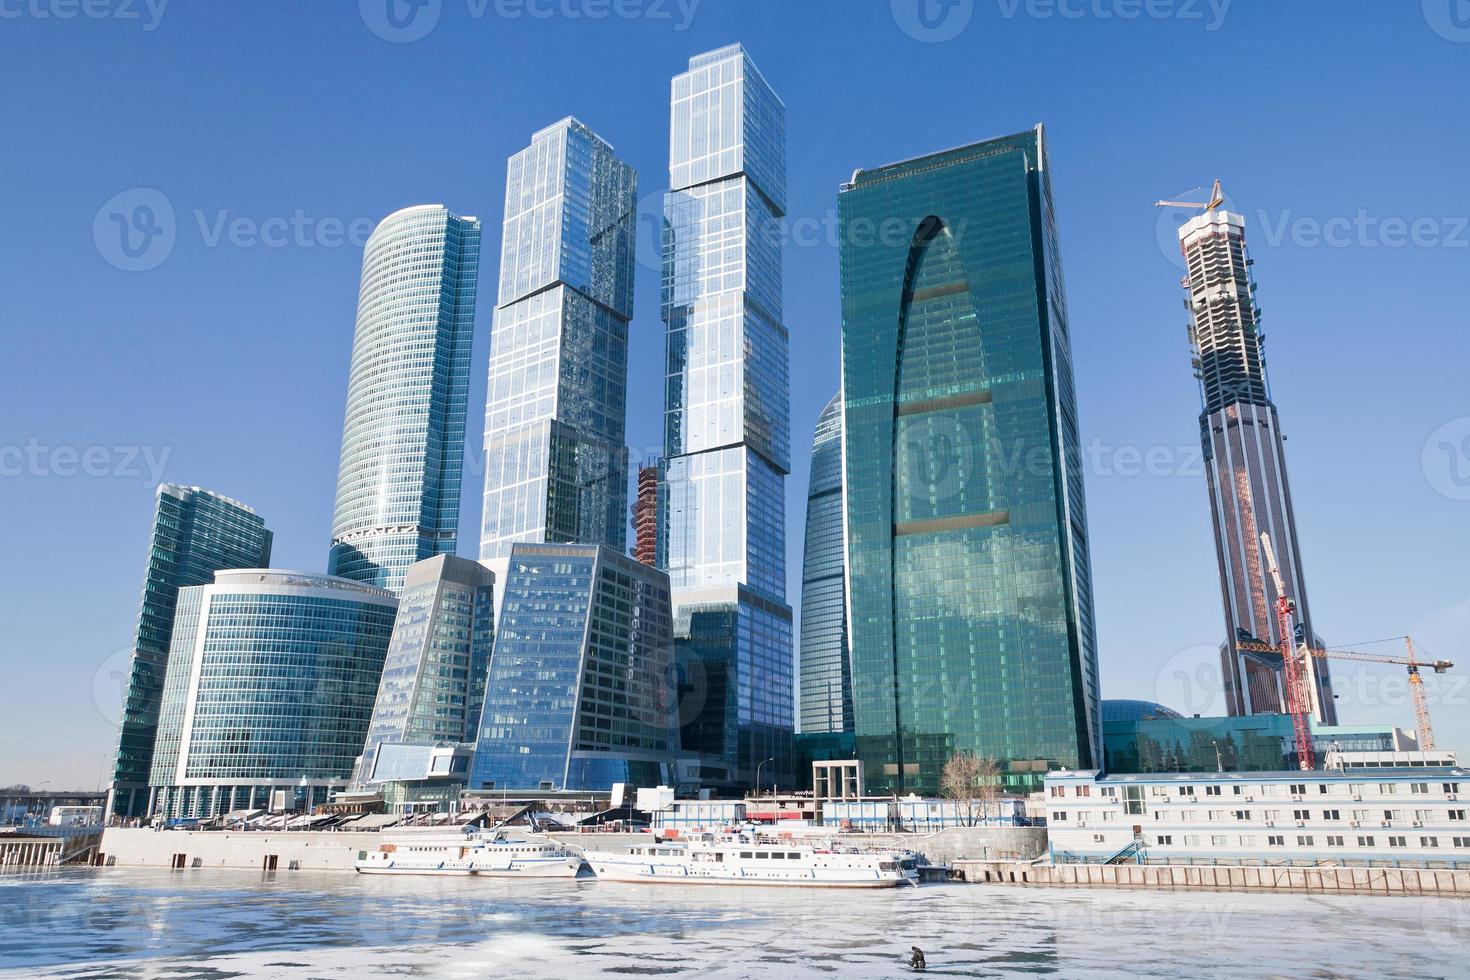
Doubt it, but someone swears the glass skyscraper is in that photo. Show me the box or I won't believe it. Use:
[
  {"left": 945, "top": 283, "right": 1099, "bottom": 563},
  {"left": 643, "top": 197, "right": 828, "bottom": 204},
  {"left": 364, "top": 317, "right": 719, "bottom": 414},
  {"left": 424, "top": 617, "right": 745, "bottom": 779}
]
[
  {"left": 838, "top": 127, "right": 1101, "bottom": 796},
  {"left": 480, "top": 118, "right": 636, "bottom": 562},
  {"left": 661, "top": 44, "right": 794, "bottom": 788},
  {"left": 799, "top": 391, "right": 852, "bottom": 735},
  {"left": 329, "top": 205, "right": 481, "bottom": 594},
  {"left": 1172, "top": 207, "right": 1335, "bottom": 724},
  {"left": 148, "top": 570, "right": 398, "bottom": 820},
  {"left": 354, "top": 555, "right": 495, "bottom": 788},
  {"left": 106, "top": 484, "right": 273, "bottom": 818},
  {"left": 469, "top": 543, "right": 677, "bottom": 792}
]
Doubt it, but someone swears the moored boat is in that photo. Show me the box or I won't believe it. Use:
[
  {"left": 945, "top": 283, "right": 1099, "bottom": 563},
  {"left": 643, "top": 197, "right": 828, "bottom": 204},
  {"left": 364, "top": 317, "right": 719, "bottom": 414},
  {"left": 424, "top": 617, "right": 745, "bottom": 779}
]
[
  {"left": 582, "top": 832, "right": 919, "bottom": 888},
  {"left": 355, "top": 828, "right": 583, "bottom": 877}
]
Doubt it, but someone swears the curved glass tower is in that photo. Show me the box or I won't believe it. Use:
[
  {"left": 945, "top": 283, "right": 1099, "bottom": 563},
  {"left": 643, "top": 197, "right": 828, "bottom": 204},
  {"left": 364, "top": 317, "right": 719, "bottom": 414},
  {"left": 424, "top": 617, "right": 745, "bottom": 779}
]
[
  {"left": 147, "top": 570, "right": 398, "bottom": 820},
  {"left": 838, "top": 128, "right": 1100, "bottom": 795},
  {"left": 799, "top": 392, "right": 851, "bottom": 735},
  {"left": 329, "top": 205, "right": 481, "bottom": 593}
]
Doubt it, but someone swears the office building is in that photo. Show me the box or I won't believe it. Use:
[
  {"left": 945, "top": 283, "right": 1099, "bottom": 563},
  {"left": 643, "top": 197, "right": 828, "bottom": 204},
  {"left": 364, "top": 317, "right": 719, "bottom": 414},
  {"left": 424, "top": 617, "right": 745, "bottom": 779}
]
[
  {"left": 354, "top": 555, "right": 495, "bottom": 788},
  {"left": 480, "top": 118, "right": 636, "bottom": 562},
  {"left": 660, "top": 44, "right": 794, "bottom": 788},
  {"left": 106, "top": 485, "right": 273, "bottom": 818},
  {"left": 633, "top": 464, "right": 659, "bottom": 565},
  {"left": 147, "top": 570, "right": 398, "bottom": 820},
  {"left": 838, "top": 127, "right": 1101, "bottom": 795},
  {"left": 329, "top": 205, "right": 481, "bottom": 593},
  {"left": 799, "top": 391, "right": 851, "bottom": 735},
  {"left": 469, "top": 543, "right": 678, "bottom": 792},
  {"left": 1045, "top": 764, "right": 1469, "bottom": 869},
  {"left": 1171, "top": 203, "right": 1334, "bottom": 722}
]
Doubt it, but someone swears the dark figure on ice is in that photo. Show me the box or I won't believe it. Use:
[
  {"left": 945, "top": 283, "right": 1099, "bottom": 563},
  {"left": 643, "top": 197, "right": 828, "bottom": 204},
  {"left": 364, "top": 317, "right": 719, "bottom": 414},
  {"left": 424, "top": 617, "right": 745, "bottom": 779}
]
[{"left": 909, "top": 946, "right": 926, "bottom": 971}]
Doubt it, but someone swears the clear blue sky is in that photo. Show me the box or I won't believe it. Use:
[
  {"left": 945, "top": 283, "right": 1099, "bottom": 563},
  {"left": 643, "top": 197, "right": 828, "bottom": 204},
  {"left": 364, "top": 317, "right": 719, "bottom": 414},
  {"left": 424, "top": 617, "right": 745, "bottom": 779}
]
[{"left": 3, "top": 1, "right": 1468, "bottom": 787}]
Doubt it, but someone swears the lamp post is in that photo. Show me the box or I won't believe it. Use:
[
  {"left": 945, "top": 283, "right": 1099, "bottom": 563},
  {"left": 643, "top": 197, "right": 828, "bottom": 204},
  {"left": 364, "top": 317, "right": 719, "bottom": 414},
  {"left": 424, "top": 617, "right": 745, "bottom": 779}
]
[{"left": 754, "top": 758, "right": 776, "bottom": 804}]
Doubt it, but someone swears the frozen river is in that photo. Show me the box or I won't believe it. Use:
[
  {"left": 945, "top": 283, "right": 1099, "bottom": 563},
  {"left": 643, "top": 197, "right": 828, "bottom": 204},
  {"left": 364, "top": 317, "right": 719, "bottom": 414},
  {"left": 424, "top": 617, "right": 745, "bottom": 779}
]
[{"left": 1, "top": 868, "right": 1466, "bottom": 977}]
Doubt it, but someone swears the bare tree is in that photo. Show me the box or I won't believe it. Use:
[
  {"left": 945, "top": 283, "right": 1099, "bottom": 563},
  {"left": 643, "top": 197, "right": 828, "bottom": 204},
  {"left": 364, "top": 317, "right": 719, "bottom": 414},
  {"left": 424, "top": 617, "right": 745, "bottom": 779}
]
[{"left": 940, "top": 751, "right": 1001, "bottom": 826}]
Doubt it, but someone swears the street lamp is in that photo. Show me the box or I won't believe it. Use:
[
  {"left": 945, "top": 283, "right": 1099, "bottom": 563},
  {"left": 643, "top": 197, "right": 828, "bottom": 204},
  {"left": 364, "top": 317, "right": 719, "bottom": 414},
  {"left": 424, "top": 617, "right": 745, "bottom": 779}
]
[{"left": 754, "top": 758, "right": 776, "bottom": 802}]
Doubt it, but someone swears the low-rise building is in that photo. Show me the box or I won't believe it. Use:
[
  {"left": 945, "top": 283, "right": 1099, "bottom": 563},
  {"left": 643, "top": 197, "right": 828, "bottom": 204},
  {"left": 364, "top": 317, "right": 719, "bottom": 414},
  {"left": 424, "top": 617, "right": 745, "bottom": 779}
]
[{"left": 1045, "top": 760, "right": 1470, "bottom": 868}]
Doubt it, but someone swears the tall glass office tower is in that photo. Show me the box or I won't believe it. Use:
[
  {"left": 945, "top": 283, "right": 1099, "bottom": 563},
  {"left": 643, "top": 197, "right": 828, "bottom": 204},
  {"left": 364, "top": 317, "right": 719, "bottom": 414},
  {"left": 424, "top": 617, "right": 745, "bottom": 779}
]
[
  {"left": 838, "top": 127, "right": 1101, "bottom": 796},
  {"left": 799, "top": 392, "right": 852, "bottom": 735},
  {"left": 354, "top": 555, "right": 495, "bottom": 788},
  {"left": 1173, "top": 206, "right": 1334, "bottom": 723},
  {"left": 480, "top": 118, "right": 636, "bottom": 562},
  {"left": 661, "top": 45, "right": 794, "bottom": 788},
  {"left": 148, "top": 570, "right": 398, "bottom": 820},
  {"left": 106, "top": 484, "right": 273, "bottom": 818},
  {"left": 469, "top": 543, "right": 677, "bottom": 792},
  {"left": 329, "top": 205, "right": 481, "bottom": 594}
]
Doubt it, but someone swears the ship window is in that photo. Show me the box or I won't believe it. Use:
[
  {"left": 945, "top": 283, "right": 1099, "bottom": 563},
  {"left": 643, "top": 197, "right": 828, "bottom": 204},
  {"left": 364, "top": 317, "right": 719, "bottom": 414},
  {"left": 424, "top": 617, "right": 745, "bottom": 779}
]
[
  {"left": 741, "top": 851, "right": 753, "bottom": 858},
  {"left": 756, "top": 852, "right": 768, "bottom": 859}
]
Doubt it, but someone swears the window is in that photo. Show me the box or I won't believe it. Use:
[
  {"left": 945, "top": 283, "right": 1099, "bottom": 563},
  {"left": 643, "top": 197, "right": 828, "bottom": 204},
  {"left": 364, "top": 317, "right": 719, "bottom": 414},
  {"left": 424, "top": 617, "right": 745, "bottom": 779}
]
[
  {"left": 1411, "top": 783, "right": 1429, "bottom": 795},
  {"left": 1357, "top": 836, "right": 1375, "bottom": 847},
  {"left": 1449, "top": 810, "right": 1466, "bottom": 821},
  {"left": 1453, "top": 837, "right": 1469, "bottom": 848},
  {"left": 1178, "top": 785, "right": 1195, "bottom": 797},
  {"left": 1238, "top": 835, "right": 1256, "bottom": 846},
  {"left": 1268, "top": 835, "right": 1285, "bottom": 846},
  {"left": 1234, "top": 810, "right": 1251, "bottom": 821},
  {"left": 1379, "top": 784, "right": 1396, "bottom": 795},
  {"left": 1100, "top": 787, "right": 1117, "bottom": 798},
  {"left": 1318, "top": 784, "right": 1330, "bottom": 795},
  {"left": 1054, "top": 811, "right": 1068, "bottom": 821},
  {"left": 1078, "top": 786, "right": 1091, "bottom": 798},
  {"left": 1293, "top": 810, "right": 1310, "bottom": 821},
  {"left": 1388, "top": 836, "right": 1407, "bottom": 848},
  {"left": 1050, "top": 786, "right": 1065, "bottom": 799},
  {"left": 1205, "top": 786, "right": 1221, "bottom": 797},
  {"left": 1322, "top": 809, "right": 1340, "bottom": 821},
  {"left": 1421, "top": 837, "right": 1440, "bottom": 849},
  {"left": 1211, "top": 835, "right": 1229, "bottom": 846},
  {"left": 1442, "top": 783, "right": 1460, "bottom": 794},
  {"left": 1155, "top": 835, "right": 1173, "bottom": 845},
  {"left": 1102, "top": 812, "right": 1117, "bottom": 822},
  {"left": 1263, "top": 809, "right": 1280, "bottom": 821},
  {"left": 1352, "top": 809, "right": 1370, "bottom": 822},
  {"left": 1297, "top": 835, "right": 1314, "bottom": 846},
  {"left": 1208, "top": 810, "right": 1227, "bottom": 821},
  {"left": 1183, "top": 835, "right": 1200, "bottom": 846},
  {"left": 1326, "top": 836, "right": 1344, "bottom": 847},
  {"left": 1290, "top": 784, "right": 1306, "bottom": 795}
]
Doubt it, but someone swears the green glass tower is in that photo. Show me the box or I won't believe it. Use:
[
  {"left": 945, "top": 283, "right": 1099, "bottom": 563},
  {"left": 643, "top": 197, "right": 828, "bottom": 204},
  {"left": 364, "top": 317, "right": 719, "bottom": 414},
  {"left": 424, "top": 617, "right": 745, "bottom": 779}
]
[{"left": 837, "top": 126, "right": 1100, "bottom": 795}]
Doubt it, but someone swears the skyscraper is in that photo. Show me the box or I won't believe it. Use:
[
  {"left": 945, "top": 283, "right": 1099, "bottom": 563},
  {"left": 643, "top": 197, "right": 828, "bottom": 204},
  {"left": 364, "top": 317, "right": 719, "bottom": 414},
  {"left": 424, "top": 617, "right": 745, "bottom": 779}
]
[
  {"left": 469, "top": 543, "right": 678, "bottom": 792},
  {"left": 1173, "top": 204, "right": 1335, "bottom": 723},
  {"left": 354, "top": 555, "right": 495, "bottom": 789},
  {"left": 480, "top": 118, "right": 636, "bottom": 562},
  {"left": 838, "top": 127, "right": 1101, "bottom": 796},
  {"left": 799, "top": 392, "right": 852, "bottom": 735},
  {"left": 148, "top": 570, "right": 398, "bottom": 820},
  {"left": 633, "top": 464, "right": 659, "bottom": 565},
  {"left": 660, "top": 44, "right": 794, "bottom": 788},
  {"left": 329, "top": 205, "right": 481, "bottom": 594},
  {"left": 106, "top": 484, "right": 273, "bottom": 818}
]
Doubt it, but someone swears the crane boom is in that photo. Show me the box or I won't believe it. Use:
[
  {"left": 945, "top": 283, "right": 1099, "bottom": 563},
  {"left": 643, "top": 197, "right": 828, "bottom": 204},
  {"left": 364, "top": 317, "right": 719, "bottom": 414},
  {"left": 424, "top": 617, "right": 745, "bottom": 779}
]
[
  {"left": 1234, "top": 635, "right": 1451, "bottom": 751},
  {"left": 1259, "top": 533, "right": 1314, "bottom": 769}
]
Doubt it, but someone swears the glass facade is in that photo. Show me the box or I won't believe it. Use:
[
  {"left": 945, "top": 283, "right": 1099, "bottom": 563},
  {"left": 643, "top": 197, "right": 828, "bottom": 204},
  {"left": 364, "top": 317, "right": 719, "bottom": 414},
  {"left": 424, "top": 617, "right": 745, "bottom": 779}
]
[
  {"left": 480, "top": 118, "right": 635, "bottom": 561},
  {"left": 147, "top": 570, "right": 398, "bottom": 820},
  {"left": 838, "top": 127, "right": 1101, "bottom": 795},
  {"left": 661, "top": 45, "right": 794, "bottom": 789},
  {"left": 107, "top": 485, "right": 273, "bottom": 818},
  {"left": 1102, "top": 713, "right": 1403, "bottom": 774},
  {"left": 799, "top": 392, "right": 852, "bottom": 735},
  {"left": 354, "top": 555, "right": 495, "bottom": 788},
  {"left": 329, "top": 205, "right": 481, "bottom": 593},
  {"left": 470, "top": 543, "right": 677, "bottom": 792},
  {"left": 1173, "top": 210, "right": 1333, "bottom": 722}
]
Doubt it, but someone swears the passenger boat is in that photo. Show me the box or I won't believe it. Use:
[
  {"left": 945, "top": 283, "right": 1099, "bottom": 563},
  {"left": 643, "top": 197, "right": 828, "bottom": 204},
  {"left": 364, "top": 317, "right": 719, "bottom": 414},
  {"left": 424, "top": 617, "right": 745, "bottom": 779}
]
[
  {"left": 354, "top": 828, "right": 583, "bottom": 877},
  {"left": 582, "top": 832, "right": 919, "bottom": 888}
]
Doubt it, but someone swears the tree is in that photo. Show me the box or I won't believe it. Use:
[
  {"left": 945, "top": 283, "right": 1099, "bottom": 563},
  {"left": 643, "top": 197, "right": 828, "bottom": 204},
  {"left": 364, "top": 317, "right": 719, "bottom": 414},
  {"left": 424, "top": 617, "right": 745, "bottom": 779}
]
[{"left": 940, "top": 751, "right": 1000, "bottom": 826}]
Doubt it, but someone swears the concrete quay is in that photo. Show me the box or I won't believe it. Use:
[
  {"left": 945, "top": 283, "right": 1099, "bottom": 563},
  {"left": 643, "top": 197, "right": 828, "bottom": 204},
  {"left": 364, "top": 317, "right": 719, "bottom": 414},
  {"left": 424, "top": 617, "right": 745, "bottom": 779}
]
[{"left": 952, "top": 859, "right": 1470, "bottom": 896}]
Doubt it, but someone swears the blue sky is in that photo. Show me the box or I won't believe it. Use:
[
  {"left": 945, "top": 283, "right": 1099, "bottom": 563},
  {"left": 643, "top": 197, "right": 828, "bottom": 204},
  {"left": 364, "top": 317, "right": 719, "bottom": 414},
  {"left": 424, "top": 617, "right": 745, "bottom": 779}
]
[{"left": 3, "top": 1, "right": 1468, "bottom": 786}]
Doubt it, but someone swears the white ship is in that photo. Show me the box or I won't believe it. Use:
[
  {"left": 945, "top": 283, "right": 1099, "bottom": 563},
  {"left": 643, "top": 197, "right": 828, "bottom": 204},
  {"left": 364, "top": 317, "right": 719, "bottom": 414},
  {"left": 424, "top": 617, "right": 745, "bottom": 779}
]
[
  {"left": 582, "top": 832, "right": 919, "bottom": 888},
  {"left": 354, "top": 828, "right": 583, "bottom": 877}
]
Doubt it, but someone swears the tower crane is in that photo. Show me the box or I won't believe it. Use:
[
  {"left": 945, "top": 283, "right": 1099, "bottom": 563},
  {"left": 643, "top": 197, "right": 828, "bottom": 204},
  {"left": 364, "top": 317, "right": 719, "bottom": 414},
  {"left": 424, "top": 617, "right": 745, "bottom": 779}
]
[
  {"left": 1155, "top": 179, "right": 1226, "bottom": 213},
  {"left": 1259, "top": 533, "right": 1316, "bottom": 769},
  {"left": 1236, "top": 636, "right": 1453, "bottom": 752}
]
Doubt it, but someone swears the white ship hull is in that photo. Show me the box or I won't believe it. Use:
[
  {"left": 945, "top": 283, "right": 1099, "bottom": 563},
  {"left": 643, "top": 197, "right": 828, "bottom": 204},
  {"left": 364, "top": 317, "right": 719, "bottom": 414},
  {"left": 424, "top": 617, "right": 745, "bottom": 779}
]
[
  {"left": 355, "top": 831, "right": 583, "bottom": 878},
  {"left": 583, "top": 852, "right": 915, "bottom": 888},
  {"left": 355, "top": 856, "right": 581, "bottom": 878}
]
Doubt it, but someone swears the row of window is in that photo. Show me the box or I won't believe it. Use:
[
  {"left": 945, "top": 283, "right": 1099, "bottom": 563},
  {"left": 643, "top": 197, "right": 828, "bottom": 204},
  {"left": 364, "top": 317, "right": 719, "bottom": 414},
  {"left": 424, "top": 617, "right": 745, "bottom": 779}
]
[{"left": 1146, "top": 833, "right": 1465, "bottom": 850}]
